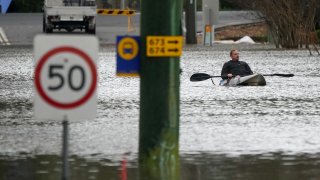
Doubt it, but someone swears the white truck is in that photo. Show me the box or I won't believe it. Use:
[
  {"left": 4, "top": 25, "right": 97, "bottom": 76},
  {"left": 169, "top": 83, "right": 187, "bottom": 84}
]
[{"left": 43, "top": 0, "right": 96, "bottom": 34}]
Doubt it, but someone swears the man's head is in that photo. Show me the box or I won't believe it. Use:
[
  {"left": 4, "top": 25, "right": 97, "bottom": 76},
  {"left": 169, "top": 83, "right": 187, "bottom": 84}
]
[{"left": 230, "top": 49, "right": 239, "bottom": 61}]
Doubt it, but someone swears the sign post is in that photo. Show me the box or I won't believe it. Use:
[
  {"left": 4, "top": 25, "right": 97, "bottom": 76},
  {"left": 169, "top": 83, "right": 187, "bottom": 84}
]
[
  {"left": 62, "top": 116, "right": 69, "bottom": 180},
  {"left": 34, "top": 35, "right": 98, "bottom": 180},
  {"left": 204, "top": 24, "right": 213, "bottom": 46},
  {"left": 202, "top": 0, "right": 219, "bottom": 46},
  {"left": 139, "top": 0, "right": 182, "bottom": 178}
]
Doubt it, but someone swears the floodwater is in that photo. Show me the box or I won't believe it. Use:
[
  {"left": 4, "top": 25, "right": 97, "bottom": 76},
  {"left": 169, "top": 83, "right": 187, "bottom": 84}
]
[{"left": 1, "top": 44, "right": 320, "bottom": 180}]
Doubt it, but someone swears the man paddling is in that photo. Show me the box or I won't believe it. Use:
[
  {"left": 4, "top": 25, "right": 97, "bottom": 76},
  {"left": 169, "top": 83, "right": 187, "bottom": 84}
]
[{"left": 221, "top": 49, "right": 253, "bottom": 79}]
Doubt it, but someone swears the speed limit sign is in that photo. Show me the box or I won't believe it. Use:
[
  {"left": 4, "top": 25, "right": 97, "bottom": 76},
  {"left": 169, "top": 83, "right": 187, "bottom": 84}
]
[{"left": 34, "top": 35, "right": 98, "bottom": 121}]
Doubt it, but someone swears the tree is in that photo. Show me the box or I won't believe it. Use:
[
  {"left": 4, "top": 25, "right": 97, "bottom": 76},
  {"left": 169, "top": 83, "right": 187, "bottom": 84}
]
[
  {"left": 226, "top": 0, "right": 320, "bottom": 49},
  {"left": 8, "top": 0, "right": 43, "bottom": 12},
  {"left": 220, "top": 0, "right": 242, "bottom": 10},
  {"left": 316, "top": 8, "right": 320, "bottom": 29}
]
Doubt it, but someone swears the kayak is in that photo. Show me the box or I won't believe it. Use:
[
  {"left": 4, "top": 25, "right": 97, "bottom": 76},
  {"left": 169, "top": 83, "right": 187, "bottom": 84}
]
[
  {"left": 220, "top": 74, "right": 266, "bottom": 86},
  {"left": 219, "top": 74, "right": 266, "bottom": 86}
]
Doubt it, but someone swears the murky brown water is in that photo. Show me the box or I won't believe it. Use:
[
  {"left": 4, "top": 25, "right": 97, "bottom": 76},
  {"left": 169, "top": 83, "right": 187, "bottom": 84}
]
[{"left": 1, "top": 44, "right": 320, "bottom": 179}]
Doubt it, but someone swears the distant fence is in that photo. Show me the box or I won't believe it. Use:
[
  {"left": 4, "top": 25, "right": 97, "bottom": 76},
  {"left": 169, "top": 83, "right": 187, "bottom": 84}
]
[
  {"left": 97, "top": 9, "right": 135, "bottom": 16},
  {"left": 97, "top": 9, "right": 136, "bottom": 32}
]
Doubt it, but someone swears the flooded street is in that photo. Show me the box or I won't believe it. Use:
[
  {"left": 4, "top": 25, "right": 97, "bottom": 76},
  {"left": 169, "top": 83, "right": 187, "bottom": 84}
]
[{"left": 1, "top": 44, "right": 320, "bottom": 179}]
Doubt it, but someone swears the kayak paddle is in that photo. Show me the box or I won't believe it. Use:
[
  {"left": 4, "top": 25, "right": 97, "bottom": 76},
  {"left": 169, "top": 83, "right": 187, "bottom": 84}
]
[
  {"left": 262, "top": 73, "right": 294, "bottom": 77},
  {"left": 190, "top": 73, "right": 224, "bottom": 82},
  {"left": 190, "top": 73, "right": 294, "bottom": 82}
]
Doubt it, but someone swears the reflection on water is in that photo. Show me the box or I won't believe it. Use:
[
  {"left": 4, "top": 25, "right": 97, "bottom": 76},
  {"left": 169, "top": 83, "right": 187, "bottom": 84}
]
[
  {"left": 0, "top": 154, "right": 136, "bottom": 180},
  {"left": 1, "top": 153, "right": 320, "bottom": 180},
  {"left": 1, "top": 44, "right": 320, "bottom": 179}
]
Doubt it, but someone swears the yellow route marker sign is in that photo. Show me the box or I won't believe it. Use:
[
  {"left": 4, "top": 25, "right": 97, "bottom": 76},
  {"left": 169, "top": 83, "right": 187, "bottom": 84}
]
[{"left": 147, "top": 36, "right": 183, "bottom": 57}]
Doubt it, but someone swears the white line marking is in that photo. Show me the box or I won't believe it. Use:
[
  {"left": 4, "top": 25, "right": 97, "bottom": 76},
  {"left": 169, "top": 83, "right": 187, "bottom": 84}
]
[{"left": 0, "top": 27, "right": 11, "bottom": 45}]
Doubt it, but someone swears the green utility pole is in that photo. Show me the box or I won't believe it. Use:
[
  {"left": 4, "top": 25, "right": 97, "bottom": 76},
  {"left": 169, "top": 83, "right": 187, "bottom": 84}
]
[
  {"left": 139, "top": 0, "right": 182, "bottom": 179},
  {"left": 185, "top": 0, "right": 197, "bottom": 44}
]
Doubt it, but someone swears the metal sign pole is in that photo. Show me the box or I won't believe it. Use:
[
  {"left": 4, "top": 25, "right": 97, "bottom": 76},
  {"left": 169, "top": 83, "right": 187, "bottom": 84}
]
[
  {"left": 61, "top": 116, "right": 69, "bottom": 180},
  {"left": 209, "top": 8, "right": 212, "bottom": 46},
  {"left": 202, "top": 0, "right": 219, "bottom": 46},
  {"left": 121, "top": 0, "right": 125, "bottom": 9}
]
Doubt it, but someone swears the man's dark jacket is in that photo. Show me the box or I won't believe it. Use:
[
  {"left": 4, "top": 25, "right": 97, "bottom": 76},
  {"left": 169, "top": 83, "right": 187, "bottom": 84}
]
[{"left": 221, "top": 60, "right": 253, "bottom": 79}]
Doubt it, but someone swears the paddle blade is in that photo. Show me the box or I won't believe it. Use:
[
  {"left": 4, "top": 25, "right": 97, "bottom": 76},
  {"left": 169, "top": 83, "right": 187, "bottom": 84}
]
[
  {"left": 273, "top": 73, "right": 294, "bottom": 77},
  {"left": 190, "top": 73, "right": 212, "bottom": 82},
  {"left": 263, "top": 73, "right": 294, "bottom": 77}
]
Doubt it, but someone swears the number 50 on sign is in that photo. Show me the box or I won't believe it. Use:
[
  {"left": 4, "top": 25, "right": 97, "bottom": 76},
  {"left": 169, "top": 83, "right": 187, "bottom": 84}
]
[{"left": 34, "top": 35, "right": 98, "bottom": 121}]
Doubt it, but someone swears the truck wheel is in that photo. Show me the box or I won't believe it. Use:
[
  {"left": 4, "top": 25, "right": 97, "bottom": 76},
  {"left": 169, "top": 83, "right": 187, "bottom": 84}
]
[
  {"left": 66, "top": 28, "right": 74, "bottom": 33},
  {"left": 45, "top": 27, "right": 53, "bottom": 33},
  {"left": 91, "top": 28, "right": 96, "bottom": 34},
  {"left": 89, "top": 27, "right": 96, "bottom": 35}
]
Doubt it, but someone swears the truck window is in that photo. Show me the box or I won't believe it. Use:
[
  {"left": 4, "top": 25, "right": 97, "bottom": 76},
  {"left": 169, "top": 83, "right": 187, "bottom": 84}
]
[
  {"left": 63, "top": 0, "right": 82, "bottom": 6},
  {"left": 83, "top": 0, "right": 96, "bottom": 6},
  {"left": 45, "top": 0, "right": 96, "bottom": 7},
  {"left": 45, "top": 0, "right": 64, "bottom": 7}
]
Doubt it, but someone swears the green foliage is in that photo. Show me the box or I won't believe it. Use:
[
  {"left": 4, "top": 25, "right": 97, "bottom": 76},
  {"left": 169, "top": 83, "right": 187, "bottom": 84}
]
[{"left": 8, "top": 0, "right": 43, "bottom": 12}]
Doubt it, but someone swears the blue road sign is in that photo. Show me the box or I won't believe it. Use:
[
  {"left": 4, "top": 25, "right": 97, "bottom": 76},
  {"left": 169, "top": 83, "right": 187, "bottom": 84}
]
[{"left": 116, "top": 36, "right": 140, "bottom": 76}]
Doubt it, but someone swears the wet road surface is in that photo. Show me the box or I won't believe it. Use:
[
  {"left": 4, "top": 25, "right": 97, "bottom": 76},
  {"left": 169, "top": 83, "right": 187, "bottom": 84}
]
[{"left": 1, "top": 44, "right": 320, "bottom": 179}]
